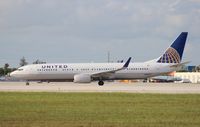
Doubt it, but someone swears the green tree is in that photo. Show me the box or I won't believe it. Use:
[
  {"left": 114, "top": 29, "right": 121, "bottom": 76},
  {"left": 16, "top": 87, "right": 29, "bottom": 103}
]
[
  {"left": 0, "top": 64, "right": 16, "bottom": 76},
  {"left": 20, "top": 57, "right": 28, "bottom": 67},
  {"left": 0, "top": 68, "right": 4, "bottom": 76},
  {"left": 3, "top": 63, "right": 9, "bottom": 75},
  {"left": 33, "top": 59, "right": 46, "bottom": 64},
  {"left": 4, "top": 63, "right": 9, "bottom": 69}
]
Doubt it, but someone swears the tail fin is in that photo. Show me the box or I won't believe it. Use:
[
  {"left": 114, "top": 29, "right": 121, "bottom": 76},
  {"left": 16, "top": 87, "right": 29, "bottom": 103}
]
[{"left": 157, "top": 32, "right": 188, "bottom": 63}]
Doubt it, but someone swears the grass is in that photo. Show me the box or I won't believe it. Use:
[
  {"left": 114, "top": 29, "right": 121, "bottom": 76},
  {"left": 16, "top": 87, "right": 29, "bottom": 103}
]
[{"left": 0, "top": 92, "right": 200, "bottom": 127}]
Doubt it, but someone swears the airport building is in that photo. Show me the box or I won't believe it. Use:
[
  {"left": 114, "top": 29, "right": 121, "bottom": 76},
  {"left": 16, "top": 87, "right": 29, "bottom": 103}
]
[{"left": 174, "top": 72, "right": 200, "bottom": 83}]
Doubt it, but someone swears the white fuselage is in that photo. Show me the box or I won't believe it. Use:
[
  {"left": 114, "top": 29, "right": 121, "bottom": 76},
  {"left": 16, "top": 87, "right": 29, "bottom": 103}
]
[
  {"left": 10, "top": 32, "right": 188, "bottom": 85},
  {"left": 10, "top": 62, "right": 176, "bottom": 82}
]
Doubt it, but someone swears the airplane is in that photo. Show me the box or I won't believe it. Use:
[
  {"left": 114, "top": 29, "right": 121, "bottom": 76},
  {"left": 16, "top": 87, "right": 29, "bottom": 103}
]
[
  {"left": 151, "top": 76, "right": 182, "bottom": 82},
  {"left": 10, "top": 32, "right": 188, "bottom": 86}
]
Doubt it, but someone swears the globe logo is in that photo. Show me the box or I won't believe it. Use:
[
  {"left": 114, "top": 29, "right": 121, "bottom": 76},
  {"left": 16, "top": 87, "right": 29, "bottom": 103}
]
[{"left": 157, "top": 47, "right": 180, "bottom": 63}]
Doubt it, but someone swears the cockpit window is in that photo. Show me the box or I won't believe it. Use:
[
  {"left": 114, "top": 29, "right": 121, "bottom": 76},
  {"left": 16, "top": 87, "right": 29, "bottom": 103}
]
[{"left": 17, "top": 69, "right": 24, "bottom": 71}]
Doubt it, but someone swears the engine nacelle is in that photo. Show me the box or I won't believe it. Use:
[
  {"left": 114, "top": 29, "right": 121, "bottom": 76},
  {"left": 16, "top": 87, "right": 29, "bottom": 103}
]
[{"left": 74, "top": 74, "right": 92, "bottom": 83}]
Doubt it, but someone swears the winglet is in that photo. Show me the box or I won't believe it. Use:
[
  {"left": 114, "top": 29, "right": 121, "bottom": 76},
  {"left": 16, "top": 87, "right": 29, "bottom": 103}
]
[{"left": 123, "top": 57, "right": 131, "bottom": 68}]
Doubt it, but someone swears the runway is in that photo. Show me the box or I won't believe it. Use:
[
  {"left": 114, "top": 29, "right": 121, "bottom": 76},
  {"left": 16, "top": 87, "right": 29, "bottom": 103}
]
[{"left": 0, "top": 82, "right": 200, "bottom": 93}]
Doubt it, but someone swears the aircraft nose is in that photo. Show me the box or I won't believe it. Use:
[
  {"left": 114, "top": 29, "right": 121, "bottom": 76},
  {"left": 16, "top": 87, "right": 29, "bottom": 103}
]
[{"left": 10, "top": 71, "right": 16, "bottom": 77}]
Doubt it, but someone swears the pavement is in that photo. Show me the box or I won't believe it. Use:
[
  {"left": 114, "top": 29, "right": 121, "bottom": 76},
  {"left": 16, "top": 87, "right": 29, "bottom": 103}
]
[{"left": 0, "top": 82, "right": 200, "bottom": 93}]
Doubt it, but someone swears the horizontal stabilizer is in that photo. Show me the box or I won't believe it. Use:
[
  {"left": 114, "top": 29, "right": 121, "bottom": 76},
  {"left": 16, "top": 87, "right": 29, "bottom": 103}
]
[{"left": 170, "top": 61, "right": 190, "bottom": 68}]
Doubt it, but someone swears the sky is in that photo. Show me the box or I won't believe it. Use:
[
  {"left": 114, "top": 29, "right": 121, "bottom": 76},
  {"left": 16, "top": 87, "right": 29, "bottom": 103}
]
[{"left": 0, "top": 0, "right": 200, "bottom": 67}]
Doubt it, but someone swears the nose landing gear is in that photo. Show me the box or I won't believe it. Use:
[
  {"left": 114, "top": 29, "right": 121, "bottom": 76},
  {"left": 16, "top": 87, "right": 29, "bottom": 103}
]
[{"left": 26, "top": 82, "right": 29, "bottom": 85}]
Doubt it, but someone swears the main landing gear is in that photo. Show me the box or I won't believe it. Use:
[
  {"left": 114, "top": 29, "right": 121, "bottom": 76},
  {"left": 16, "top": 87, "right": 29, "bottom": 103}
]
[{"left": 98, "top": 80, "right": 104, "bottom": 86}]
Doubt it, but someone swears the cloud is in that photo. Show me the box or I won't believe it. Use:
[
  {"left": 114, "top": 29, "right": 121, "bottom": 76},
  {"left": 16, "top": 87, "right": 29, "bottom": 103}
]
[{"left": 0, "top": 0, "right": 200, "bottom": 66}]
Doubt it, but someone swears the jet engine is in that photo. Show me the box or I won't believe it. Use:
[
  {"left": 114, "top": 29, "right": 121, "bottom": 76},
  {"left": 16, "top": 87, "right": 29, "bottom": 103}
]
[{"left": 74, "top": 74, "right": 91, "bottom": 83}]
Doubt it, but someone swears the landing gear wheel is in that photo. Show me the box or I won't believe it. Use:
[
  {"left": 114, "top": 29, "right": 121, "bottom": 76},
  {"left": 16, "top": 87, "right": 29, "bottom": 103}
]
[
  {"left": 98, "top": 81, "right": 104, "bottom": 86},
  {"left": 26, "top": 82, "right": 29, "bottom": 85}
]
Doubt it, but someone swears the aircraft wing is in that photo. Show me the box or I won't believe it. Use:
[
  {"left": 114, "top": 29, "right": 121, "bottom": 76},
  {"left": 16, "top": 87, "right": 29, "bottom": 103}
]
[
  {"left": 170, "top": 61, "right": 190, "bottom": 68},
  {"left": 91, "top": 57, "right": 131, "bottom": 78}
]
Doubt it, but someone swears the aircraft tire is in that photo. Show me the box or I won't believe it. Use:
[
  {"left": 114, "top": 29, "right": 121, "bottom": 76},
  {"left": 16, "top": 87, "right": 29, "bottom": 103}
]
[
  {"left": 26, "top": 82, "right": 29, "bottom": 85},
  {"left": 98, "top": 81, "right": 104, "bottom": 86}
]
